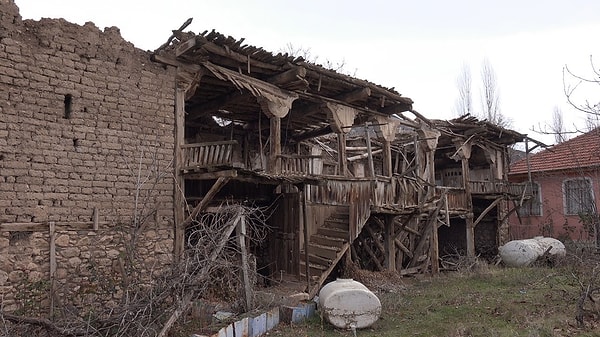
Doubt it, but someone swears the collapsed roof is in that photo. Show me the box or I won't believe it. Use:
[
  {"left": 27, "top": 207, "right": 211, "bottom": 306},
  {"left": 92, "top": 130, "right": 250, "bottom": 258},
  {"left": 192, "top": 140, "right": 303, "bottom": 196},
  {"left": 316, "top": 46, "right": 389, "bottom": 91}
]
[{"left": 152, "top": 29, "right": 415, "bottom": 143}]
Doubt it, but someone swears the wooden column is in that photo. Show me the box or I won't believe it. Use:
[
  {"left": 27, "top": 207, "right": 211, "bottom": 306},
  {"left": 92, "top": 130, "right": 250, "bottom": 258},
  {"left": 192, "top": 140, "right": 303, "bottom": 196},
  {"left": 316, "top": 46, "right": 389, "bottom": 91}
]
[
  {"left": 374, "top": 116, "right": 400, "bottom": 177},
  {"left": 258, "top": 96, "right": 296, "bottom": 174},
  {"left": 269, "top": 116, "right": 281, "bottom": 173},
  {"left": 49, "top": 221, "right": 56, "bottom": 317},
  {"left": 236, "top": 213, "right": 253, "bottom": 310},
  {"left": 338, "top": 132, "right": 347, "bottom": 176},
  {"left": 430, "top": 214, "right": 440, "bottom": 274},
  {"left": 364, "top": 122, "right": 375, "bottom": 178},
  {"left": 382, "top": 141, "right": 393, "bottom": 177},
  {"left": 455, "top": 139, "right": 475, "bottom": 257},
  {"left": 325, "top": 102, "right": 356, "bottom": 176},
  {"left": 384, "top": 215, "right": 396, "bottom": 271},
  {"left": 173, "top": 85, "right": 186, "bottom": 259}
]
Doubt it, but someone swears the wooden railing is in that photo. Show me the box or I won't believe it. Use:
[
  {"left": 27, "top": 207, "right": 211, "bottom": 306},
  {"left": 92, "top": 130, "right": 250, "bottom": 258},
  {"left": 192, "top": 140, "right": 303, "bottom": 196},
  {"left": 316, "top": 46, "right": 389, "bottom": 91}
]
[
  {"left": 468, "top": 180, "right": 532, "bottom": 197},
  {"left": 278, "top": 154, "right": 322, "bottom": 175},
  {"left": 438, "top": 187, "right": 469, "bottom": 210},
  {"left": 181, "top": 140, "right": 237, "bottom": 170}
]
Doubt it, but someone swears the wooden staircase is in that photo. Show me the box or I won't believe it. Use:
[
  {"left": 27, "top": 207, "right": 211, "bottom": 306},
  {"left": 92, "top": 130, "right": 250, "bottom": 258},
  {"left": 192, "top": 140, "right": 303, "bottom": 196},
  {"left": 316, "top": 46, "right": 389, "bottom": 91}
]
[{"left": 300, "top": 206, "right": 353, "bottom": 297}]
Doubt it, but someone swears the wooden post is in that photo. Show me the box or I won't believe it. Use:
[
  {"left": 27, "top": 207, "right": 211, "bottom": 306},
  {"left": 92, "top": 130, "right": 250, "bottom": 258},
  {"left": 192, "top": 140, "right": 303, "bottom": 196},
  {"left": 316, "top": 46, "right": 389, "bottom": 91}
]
[
  {"left": 462, "top": 156, "right": 475, "bottom": 257},
  {"left": 92, "top": 207, "right": 99, "bottom": 230},
  {"left": 430, "top": 215, "right": 440, "bottom": 274},
  {"left": 174, "top": 85, "right": 186, "bottom": 259},
  {"left": 383, "top": 140, "right": 393, "bottom": 177},
  {"left": 384, "top": 215, "right": 396, "bottom": 271},
  {"left": 269, "top": 116, "right": 281, "bottom": 174},
  {"left": 236, "top": 213, "right": 253, "bottom": 310},
  {"left": 302, "top": 188, "right": 310, "bottom": 289},
  {"left": 364, "top": 122, "right": 375, "bottom": 178},
  {"left": 49, "top": 221, "right": 56, "bottom": 317},
  {"left": 338, "top": 132, "right": 347, "bottom": 176}
]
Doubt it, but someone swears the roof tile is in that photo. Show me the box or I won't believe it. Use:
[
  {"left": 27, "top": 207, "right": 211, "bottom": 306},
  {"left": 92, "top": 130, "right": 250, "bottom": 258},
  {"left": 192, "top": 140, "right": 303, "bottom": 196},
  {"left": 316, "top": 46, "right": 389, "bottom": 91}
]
[{"left": 510, "top": 128, "right": 600, "bottom": 175}]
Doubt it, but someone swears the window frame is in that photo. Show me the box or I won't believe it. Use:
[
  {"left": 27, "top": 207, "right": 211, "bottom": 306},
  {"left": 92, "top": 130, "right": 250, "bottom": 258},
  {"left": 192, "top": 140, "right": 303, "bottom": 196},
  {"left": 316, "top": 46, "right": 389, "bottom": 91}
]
[{"left": 563, "top": 177, "right": 595, "bottom": 216}]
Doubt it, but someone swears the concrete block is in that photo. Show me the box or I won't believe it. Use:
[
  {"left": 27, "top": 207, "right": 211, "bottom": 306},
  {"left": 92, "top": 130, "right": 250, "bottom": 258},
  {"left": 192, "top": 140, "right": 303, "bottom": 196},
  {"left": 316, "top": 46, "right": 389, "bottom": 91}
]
[
  {"left": 281, "top": 302, "right": 317, "bottom": 324},
  {"left": 266, "top": 307, "right": 279, "bottom": 330},
  {"left": 234, "top": 317, "right": 249, "bottom": 337},
  {"left": 249, "top": 313, "right": 266, "bottom": 337}
]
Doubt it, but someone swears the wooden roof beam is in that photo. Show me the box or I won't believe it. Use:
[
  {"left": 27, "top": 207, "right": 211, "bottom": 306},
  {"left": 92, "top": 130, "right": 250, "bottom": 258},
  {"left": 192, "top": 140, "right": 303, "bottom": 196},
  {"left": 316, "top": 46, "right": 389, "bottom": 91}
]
[
  {"left": 381, "top": 102, "right": 413, "bottom": 116},
  {"left": 268, "top": 66, "right": 308, "bottom": 87},
  {"left": 177, "top": 36, "right": 281, "bottom": 71},
  {"left": 335, "top": 87, "right": 371, "bottom": 103}
]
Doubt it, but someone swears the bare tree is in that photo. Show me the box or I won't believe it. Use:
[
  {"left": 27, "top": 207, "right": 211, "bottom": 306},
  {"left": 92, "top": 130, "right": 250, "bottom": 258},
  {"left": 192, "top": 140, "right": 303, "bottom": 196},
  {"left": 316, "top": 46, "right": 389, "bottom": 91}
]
[
  {"left": 564, "top": 55, "right": 600, "bottom": 123},
  {"left": 480, "top": 58, "right": 510, "bottom": 127},
  {"left": 279, "top": 43, "right": 356, "bottom": 76},
  {"left": 453, "top": 63, "right": 473, "bottom": 117},
  {"left": 551, "top": 106, "right": 567, "bottom": 143}
]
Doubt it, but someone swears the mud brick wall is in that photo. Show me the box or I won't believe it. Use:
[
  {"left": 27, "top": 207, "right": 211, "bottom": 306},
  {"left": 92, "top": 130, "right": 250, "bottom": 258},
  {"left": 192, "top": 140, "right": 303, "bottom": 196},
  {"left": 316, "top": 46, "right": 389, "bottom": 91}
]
[{"left": 0, "top": 0, "right": 176, "bottom": 313}]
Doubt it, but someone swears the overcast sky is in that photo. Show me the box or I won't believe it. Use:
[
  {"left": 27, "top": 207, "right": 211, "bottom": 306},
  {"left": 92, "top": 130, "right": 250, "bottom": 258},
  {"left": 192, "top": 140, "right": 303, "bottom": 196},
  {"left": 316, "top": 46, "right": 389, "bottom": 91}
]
[{"left": 15, "top": 0, "right": 600, "bottom": 145}]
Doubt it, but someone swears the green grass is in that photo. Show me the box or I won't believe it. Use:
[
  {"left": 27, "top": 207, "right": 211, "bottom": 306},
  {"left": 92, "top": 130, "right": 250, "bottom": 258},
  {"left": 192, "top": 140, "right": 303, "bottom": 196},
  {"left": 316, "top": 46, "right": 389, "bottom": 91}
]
[{"left": 267, "top": 266, "right": 599, "bottom": 337}]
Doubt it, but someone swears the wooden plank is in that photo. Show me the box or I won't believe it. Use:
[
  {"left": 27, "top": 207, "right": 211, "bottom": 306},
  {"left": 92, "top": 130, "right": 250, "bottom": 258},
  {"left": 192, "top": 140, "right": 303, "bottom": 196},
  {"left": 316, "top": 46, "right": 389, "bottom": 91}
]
[
  {"left": 180, "top": 140, "right": 238, "bottom": 148},
  {"left": 347, "top": 149, "right": 383, "bottom": 162},
  {"left": 394, "top": 238, "right": 412, "bottom": 257},
  {"left": 430, "top": 214, "right": 440, "bottom": 274},
  {"left": 175, "top": 36, "right": 198, "bottom": 57},
  {"left": 365, "top": 225, "right": 385, "bottom": 254},
  {"left": 383, "top": 140, "right": 393, "bottom": 177},
  {"left": 49, "top": 221, "right": 56, "bottom": 316},
  {"left": 338, "top": 133, "right": 348, "bottom": 176},
  {"left": 174, "top": 86, "right": 186, "bottom": 259},
  {"left": 236, "top": 214, "right": 253, "bottom": 310},
  {"left": 384, "top": 215, "right": 395, "bottom": 271},
  {"left": 181, "top": 176, "right": 231, "bottom": 228},
  {"left": 184, "top": 170, "right": 238, "bottom": 180},
  {"left": 0, "top": 222, "right": 47, "bottom": 232},
  {"left": 360, "top": 238, "right": 383, "bottom": 271},
  {"left": 92, "top": 207, "right": 99, "bottom": 230},
  {"left": 365, "top": 122, "right": 375, "bottom": 178},
  {"left": 268, "top": 66, "right": 307, "bottom": 85},
  {"left": 302, "top": 189, "right": 310, "bottom": 289},
  {"left": 269, "top": 116, "right": 281, "bottom": 174},
  {"left": 473, "top": 197, "right": 503, "bottom": 228},
  {"left": 335, "top": 87, "right": 371, "bottom": 103}
]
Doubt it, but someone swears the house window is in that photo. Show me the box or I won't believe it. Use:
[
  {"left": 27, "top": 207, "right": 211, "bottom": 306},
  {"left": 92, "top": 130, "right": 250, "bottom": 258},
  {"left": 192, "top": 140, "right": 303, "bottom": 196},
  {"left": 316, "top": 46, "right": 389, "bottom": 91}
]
[
  {"left": 563, "top": 178, "right": 595, "bottom": 215},
  {"left": 519, "top": 182, "right": 541, "bottom": 216}
]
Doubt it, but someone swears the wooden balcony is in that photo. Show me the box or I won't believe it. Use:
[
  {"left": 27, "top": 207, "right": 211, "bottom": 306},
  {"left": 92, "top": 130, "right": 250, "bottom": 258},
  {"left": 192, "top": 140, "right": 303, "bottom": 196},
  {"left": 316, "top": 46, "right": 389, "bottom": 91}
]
[
  {"left": 468, "top": 180, "right": 531, "bottom": 198},
  {"left": 278, "top": 154, "right": 323, "bottom": 175},
  {"left": 181, "top": 140, "right": 238, "bottom": 171}
]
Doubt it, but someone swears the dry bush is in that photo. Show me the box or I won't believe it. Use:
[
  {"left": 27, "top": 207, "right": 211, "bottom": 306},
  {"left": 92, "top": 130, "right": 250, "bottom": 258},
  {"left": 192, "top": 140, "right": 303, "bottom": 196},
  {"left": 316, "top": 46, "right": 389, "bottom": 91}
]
[{"left": 0, "top": 203, "right": 272, "bottom": 337}]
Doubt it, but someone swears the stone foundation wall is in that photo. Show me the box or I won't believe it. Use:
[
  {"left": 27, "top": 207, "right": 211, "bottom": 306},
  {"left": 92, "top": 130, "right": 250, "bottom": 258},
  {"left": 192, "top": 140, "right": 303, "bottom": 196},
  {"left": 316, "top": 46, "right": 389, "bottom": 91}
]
[{"left": 0, "top": 0, "right": 176, "bottom": 313}]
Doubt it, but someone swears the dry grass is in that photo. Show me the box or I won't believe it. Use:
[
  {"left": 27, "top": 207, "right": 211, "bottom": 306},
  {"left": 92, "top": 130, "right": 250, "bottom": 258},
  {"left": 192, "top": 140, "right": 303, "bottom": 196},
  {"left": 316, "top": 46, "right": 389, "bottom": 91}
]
[{"left": 268, "top": 257, "right": 600, "bottom": 337}]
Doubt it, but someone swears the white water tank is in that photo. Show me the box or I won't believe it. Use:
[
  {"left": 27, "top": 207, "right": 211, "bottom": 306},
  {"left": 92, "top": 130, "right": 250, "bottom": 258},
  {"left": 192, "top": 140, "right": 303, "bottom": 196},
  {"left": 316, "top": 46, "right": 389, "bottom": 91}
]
[
  {"left": 318, "top": 279, "right": 381, "bottom": 329},
  {"left": 534, "top": 237, "right": 566, "bottom": 257},
  {"left": 499, "top": 237, "right": 565, "bottom": 267}
]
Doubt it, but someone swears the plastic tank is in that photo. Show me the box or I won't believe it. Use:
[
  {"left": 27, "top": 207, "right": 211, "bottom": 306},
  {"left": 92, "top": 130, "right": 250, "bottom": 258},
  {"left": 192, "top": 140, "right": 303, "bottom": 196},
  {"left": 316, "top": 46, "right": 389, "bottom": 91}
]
[
  {"left": 318, "top": 278, "right": 381, "bottom": 329},
  {"left": 499, "top": 236, "right": 565, "bottom": 267},
  {"left": 534, "top": 237, "right": 566, "bottom": 257}
]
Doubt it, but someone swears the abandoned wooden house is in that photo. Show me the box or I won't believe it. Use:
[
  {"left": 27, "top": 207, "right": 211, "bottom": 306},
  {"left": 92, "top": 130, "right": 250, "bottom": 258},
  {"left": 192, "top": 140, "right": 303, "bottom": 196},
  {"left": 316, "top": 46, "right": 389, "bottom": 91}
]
[
  {"left": 151, "top": 31, "right": 533, "bottom": 295},
  {"left": 0, "top": 0, "right": 533, "bottom": 317}
]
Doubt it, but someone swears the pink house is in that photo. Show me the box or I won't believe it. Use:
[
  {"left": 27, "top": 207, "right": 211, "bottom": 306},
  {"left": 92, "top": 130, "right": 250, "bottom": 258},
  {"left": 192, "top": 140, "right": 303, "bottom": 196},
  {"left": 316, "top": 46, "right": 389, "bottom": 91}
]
[{"left": 509, "top": 129, "right": 600, "bottom": 242}]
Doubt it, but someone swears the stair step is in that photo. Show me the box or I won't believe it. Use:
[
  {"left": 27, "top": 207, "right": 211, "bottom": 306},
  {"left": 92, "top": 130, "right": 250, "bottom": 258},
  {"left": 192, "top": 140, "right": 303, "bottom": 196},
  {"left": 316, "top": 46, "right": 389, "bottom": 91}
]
[
  {"left": 311, "top": 234, "right": 346, "bottom": 249},
  {"left": 299, "top": 261, "right": 328, "bottom": 278},
  {"left": 323, "top": 218, "right": 349, "bottom": 230},
  {"left": 307, "top": 243, "right": 340, "bottom": 260},
  {"left": 317, "top": 227, "right": 349, "bottom": 240},
  {"left": 300, "top": 252, "right": 333, "bottom": 266}
]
